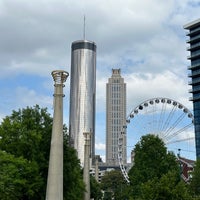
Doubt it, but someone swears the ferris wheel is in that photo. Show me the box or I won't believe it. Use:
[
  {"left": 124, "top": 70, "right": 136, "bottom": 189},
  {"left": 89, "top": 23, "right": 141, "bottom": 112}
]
[{"left": 118, "top": 97, "right": 195, "bottom": 183}]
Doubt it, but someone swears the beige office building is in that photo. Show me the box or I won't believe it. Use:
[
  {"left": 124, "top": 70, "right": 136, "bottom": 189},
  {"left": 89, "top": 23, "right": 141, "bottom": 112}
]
[{"left": 106, "top": 69, "right": 127, "bottom": 165}]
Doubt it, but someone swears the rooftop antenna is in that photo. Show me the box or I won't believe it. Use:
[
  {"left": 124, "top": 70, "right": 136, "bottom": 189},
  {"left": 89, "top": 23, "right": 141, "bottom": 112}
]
[{"left": 83, "top": 15, "right": 86, "bottom": 40}]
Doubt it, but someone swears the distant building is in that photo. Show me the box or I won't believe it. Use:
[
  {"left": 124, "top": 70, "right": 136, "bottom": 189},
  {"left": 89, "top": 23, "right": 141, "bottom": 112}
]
[
  {"left": 69, "top": 40, "right": 96, "bottom": 166},
  {"left": 131, "top": 150, "right": 135, "bottom": 164},
  {"left": 90, "top": 162, "right": 121, "bottom": 183},
  {"left": 106, "top": 69, "right": 127, "bottom": 165},
  {"left": 184, "top": 19, "right": 200, "bottom": 158},
  {"left": 178, "top": 157, "right": 195, "bottom": 183}
]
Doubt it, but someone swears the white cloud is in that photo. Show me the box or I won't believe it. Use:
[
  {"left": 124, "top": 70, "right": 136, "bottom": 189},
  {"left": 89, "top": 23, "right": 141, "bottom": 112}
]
[
  {"left": 95, "top": 142, "right": 105, "bottom": 151},
  {"left": 0, "top": 0, "right": 198, "bottom": 78},
  {"left": 125, "top": 71, "right": 193, "bottom": 112},
  {"left": 99, "top": 155, "right": 105, "bottom": 162},
  {"left": 15, "top": 86, "right": 52, "bottom": 107},
  {"left": 96, "top": 77, "right": 107, "bottom": 112},
  {"left": 0, "top": 86, "right": 53, "bottom": 119},
  {"left": 0, "top": 0, "right": 199, "bottom": 159}
]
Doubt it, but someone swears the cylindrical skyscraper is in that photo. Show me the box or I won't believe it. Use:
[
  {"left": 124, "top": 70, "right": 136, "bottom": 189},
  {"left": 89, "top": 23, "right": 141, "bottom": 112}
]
[{"left": 69, "top": 40, "right": 96, "bottom": 166}]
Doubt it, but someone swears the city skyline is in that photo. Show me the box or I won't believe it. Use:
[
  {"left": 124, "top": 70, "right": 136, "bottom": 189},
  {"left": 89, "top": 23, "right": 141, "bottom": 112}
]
[{"left": 0, "top": 0, "right": 200, "bottom": 161}]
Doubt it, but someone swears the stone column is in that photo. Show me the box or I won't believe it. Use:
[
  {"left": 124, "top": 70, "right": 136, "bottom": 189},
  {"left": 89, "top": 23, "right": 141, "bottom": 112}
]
[
  {"left": 46, "top": 70, "right": 69, "bottom": 200},
  {"left": 95, "top": 156, "right": 99, "bottom": 182},
  {"left": 83, "top": 132, "right": 91, "bottom": 200}
]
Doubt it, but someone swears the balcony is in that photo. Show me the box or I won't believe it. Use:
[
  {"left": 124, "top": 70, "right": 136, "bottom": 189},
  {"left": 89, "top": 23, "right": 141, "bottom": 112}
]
[
  {"left": 188, "top": 71, "right": 200, "bottom": 77},
  {"left": 187, "top": 42, "right": 200, "bottom": 51},
  {"left": 189, "top": 86, "right": 200, "bottom": 93},
  {"left": 187, "top": 34, "right": 200, "bottom": 43},
  {"left": 187, "top": 51, "right": 200, "bottom": 60},
  {"left": 189, "top": 96, "right": 200, "bottom": 102},
  {"left": 187, "top": 26, "right": 200, "bottom": 36},
  {"left": 189, "top": 97, "right": 193, "bottom": 101},
  {"left": 188, "top": 79, "right": 200, "bottom": 85},
  {"left": 188, "top": 63, "right": 200, "bottom": 70}
]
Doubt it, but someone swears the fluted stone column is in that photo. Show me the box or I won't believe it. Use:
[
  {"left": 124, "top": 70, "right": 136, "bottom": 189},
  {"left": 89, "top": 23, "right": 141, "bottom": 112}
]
[
  {"left": 83, "top": 132, "right": 91, "bottom": 200},
  {"left": 95, "top": 156, "right": 99, "bottom": 182},
  {"left": 46, "top": 70, "right": 69, "bottom": 200}
]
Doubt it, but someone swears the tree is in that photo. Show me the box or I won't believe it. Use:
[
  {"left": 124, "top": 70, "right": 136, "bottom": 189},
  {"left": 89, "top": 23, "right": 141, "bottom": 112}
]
[
  {"left": 0, "top": 105, "right": 52, "bottom": 198},
  {"left": 0, "top": 150, "right": 43, "bottom": 200},
  {"left": 128, "top": 134, "right": 188, "bottom": 199},
  {"left": 189, "top": 158, "right": 200, "bottom": 198},
  {"left": 0, "top": 105, "right": 84, "bottom": 199},
  {"left": 90, "top": 175, "right": 102, "bottom": 200},
  {"left": 63, "top": 134, "right": 85, "bottom": 200},
  {"left": 101, "top": 169, "right": 130, "bottom": 200},
  {"left": 139, "top": 170, "right": 192, "bottom": 200}
]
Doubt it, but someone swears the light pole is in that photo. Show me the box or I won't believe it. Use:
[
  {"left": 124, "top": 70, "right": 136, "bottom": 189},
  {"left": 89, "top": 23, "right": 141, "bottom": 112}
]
[{"left": 45, "top": 70, "right": 69, "bottom": 200}]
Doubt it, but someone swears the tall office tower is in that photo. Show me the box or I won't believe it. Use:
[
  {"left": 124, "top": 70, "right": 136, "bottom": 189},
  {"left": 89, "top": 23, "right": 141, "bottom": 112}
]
[
  {"left": 69, "top": 40, "right": 96, "bottom": 165},
  {"left": 184, "top": 19, "right": 200, "bottom": 158},
  {"left": 106, "top": 69, "right": 127, "bottom": 165}
]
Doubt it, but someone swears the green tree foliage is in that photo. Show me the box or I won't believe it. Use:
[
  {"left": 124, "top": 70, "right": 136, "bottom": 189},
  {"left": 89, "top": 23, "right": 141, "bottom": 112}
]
[
  {"left": 0, "top": 150, "right": 43, "bottom": 199},
  {"left": 90, "top": 175, "right": 102, "bottom": 200},
  {"left": 139, "top": 170, "right": 192, "bottom": 200},
  {"left": 101, "top": 169, "right": 130, "bottom": 200},
  {"left": 0, "top": 105, "right": 84, "bottom": 199},
  {"left": 128, "top": 134, "right": 190, "bottom": 199},
  {"left": 189, "top": 158, "right": 200, "bottom": 197},
  {"left": 64, "top": 134, "right": 85, "bottom": 200}
]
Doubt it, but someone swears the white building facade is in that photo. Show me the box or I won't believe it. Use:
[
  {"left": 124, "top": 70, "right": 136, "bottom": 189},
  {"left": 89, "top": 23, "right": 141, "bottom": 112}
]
[{"left": 106, "top": 69, "right": 127, "bottom": 165}]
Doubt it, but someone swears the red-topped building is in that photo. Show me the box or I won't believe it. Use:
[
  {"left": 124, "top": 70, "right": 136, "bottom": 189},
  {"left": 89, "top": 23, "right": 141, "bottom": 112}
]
[{"left": 178, "top": 156, "right": 195, "bottom": 182}]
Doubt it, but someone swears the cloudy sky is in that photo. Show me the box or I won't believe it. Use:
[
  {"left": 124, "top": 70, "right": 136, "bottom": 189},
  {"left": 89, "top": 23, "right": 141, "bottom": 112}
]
[{"left": 0, "top": 0, "right": 199, "bottom": 160}]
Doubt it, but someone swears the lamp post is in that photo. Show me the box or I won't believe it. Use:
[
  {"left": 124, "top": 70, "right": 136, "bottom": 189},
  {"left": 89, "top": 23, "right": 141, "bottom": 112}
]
[{"left": 45, "top": 70, "right": 69, "bottom": 200}]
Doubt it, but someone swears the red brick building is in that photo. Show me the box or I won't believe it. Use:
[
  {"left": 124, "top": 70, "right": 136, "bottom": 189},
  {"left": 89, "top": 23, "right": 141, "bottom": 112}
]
[{"left": 178, "top": 157, "right": 195, "bottom": 182}]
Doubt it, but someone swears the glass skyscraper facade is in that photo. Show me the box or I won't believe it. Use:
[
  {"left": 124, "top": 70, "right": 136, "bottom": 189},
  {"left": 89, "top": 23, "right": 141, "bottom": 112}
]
[
  {"left": 106, "top": 69, "right": 127, "bottom": 165},
  {"left": 69, "top": 40, "right": 96, "bottom": 166},
  {"left": 184, "top": 19, "right": 200, "bottom": 158}
]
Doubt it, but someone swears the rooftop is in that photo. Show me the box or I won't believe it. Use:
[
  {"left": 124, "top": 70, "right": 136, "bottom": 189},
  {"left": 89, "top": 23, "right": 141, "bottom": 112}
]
[{"left": 184, "top": 18, "right": 200, "bottom": 29}]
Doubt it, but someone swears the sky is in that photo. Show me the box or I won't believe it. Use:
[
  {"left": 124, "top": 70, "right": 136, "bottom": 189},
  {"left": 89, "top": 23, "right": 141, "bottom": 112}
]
[{"left": 0, "top": 0, "right": 200, "bottom": 161}]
